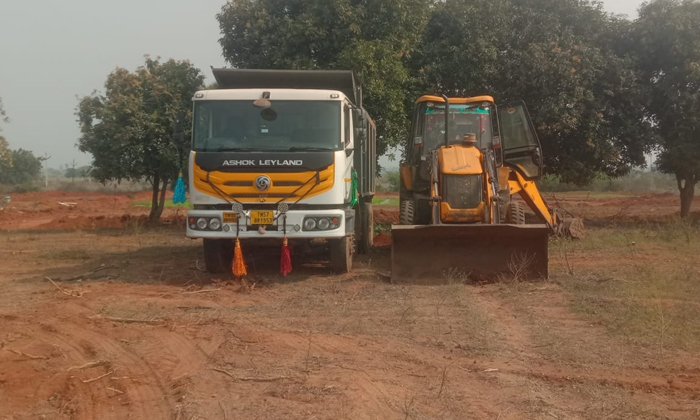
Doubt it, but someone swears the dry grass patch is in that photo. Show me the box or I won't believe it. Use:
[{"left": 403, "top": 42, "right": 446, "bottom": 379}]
[
  {"left": 556, "top": 223, "right": 700, "bottom": 357},
  {"left": 246, "top": 278, "right": 503, "bottom": 356}
]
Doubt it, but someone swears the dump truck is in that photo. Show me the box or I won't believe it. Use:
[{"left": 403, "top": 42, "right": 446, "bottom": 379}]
[
  {"left": 393, "top": 95, "right": 582, "bottom": 283},
  {"left": 184, "top": 69, "right": 376, "bottom": 274}
]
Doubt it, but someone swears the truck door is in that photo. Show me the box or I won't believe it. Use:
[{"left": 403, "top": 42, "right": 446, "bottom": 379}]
[{"left": 497, "top": 101, "right": 543, "bottom": 180}]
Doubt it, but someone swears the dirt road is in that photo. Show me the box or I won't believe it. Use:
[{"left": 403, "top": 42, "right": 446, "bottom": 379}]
[{"left": 1, "top": 191, "right": 699, "bottom": 419}]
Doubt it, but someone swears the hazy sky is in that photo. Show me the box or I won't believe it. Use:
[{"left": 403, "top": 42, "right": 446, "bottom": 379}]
[{"left": 0, "top": 0, "right": 644, "bottom": 168}]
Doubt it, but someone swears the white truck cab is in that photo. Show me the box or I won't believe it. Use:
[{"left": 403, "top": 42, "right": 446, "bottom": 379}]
[{"left": 185, "top": 69, "right": 376, "bottom": 273}]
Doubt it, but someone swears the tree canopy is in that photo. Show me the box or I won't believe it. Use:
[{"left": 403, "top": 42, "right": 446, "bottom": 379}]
[
  {"left": 0, "top": 95, "right": 11, "bottom": 168},
  {"left": 216, "top": 0, "right": 655, "bottom": 184},
  {"left": 635, "top": 0, "right": 700, "bottom": 218},
  {"left": 76, "top": 57, "right": 204, "bottom": 221},
  {"left": 414, "top": 0, "right": 653, "bottom": 185},
  {"left": 0, "top": 149, "right": 44, "bottom": 185},
  {"left": 217, "top": 0, "right": 433, "bottom": 157}
]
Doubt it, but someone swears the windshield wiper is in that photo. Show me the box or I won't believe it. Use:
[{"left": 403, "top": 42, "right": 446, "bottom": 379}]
[
  {"left": 287, "top": 147, "right": 335, "bottom": 152},
  {"left": 214, "top": 147, "right": 264, "bottom": 152}
]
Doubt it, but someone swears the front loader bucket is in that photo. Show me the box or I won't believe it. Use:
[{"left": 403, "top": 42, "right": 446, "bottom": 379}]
[{"left": 391, "top": 224, "right": 549, "bottom": 284}]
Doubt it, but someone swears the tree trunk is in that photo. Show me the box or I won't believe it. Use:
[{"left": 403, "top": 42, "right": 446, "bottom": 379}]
[
  {"left": 676, "top": 173, "right": 696, "bottom": 219},
  {"left": 155, "top": 178, "right": 169, "bottom": 220},
  {"left": 148, "top": 173, "right": 161, "bottom": 222}
]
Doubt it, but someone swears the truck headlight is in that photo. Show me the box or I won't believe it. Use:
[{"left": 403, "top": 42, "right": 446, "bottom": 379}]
[
  {"left": 303, "top": 218, "right": 317, "bottom": 231},
  {"left": 196, "top": 218, "right": 208, "bottom": 230},
  {"left": 317, "top": 218, "right": 331, "bottom": 230},
  {"left": 208, "top": 218, "right": 221, "bottom": 230}
]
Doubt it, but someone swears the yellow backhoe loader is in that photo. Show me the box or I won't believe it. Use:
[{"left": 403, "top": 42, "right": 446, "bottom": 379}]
[{"left": 392, "top": 95, "right": 583, "bottom": 283}]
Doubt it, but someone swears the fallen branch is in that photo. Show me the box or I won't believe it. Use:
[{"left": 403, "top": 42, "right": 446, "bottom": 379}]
[
  {"left": 88, "top": 315, "right": 164, "bottom": 324},
  {"left": 212, "top": 368, "right": 292, "bottom": 382},
  {"left": 67, "top": 360, "right": 109, "bottom": 371},
  {"left": 82, "top": 369, "right": 115, "bottom": 383},
  {"left": 3, "top": 347, "right": 46, "bottom": 360},
  {"left": 181, "top": 288, "right": 222, "bottom": 294},
  {"left": 219, "top": 400, "right": 228, "bottom": 420},
  {"left": 107, "top": 387, "right": 124, "bottom": 394},
  {"left": 228, "top": 330, "right": 258, "bottom": 344},
  {"left": 57, "top": 264, "right": 116, "bottom": 282},
  {"left": 46, "top": 277, "right": 82, "bottom": 298}
]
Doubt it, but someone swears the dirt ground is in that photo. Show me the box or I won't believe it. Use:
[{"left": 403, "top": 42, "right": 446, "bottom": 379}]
[{"left": 1, "top": 190, "right": 699, "bottom": 419}]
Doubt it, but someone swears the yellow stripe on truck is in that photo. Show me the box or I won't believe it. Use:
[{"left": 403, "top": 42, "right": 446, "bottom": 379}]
[{"left": 192, "top": 162, "right": 335, "bottom": 202}]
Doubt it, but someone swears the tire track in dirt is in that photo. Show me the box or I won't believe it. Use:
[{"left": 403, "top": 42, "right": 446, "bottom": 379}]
[{"left": 39, "top": 319, "right": 176, "bottom": 420}]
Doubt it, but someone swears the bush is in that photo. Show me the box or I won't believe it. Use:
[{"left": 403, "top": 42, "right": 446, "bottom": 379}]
[{"left": 377, "top": 171, "right": 401, "bottom": 192}]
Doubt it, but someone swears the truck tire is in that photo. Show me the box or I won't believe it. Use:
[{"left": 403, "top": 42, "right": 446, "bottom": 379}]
[
  {"left": 203, "top": 239, "right": 233, "bottom": 273},
  {"left": 363, "top": 201, "right": 374, "bottom": 248},
  {"left": 506, "top": 202, "right": 526, "bottom": 225},
  {"left": 399, "top": 199, "right": 415, "bottom": 225},
  {"left": 330, "top": 236, "right": 353, "bottom": 273},
  {"left": 355, "top": 200, "right": 374, "bottom": 254}
]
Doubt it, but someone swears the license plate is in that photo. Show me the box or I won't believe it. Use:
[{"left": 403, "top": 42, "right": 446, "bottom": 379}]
[
  {"left": 250, "top": 210, "right": 274, "bottom": 225},
  {"left": 223, "top": 212, "right": 239, "bottom": 223}
]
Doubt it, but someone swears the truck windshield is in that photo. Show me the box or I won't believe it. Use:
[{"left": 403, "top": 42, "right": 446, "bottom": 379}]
[
  {"left": 193, "top": 100, "right": 341, "bottom": 152},
  {"left": 420, "top": 103, "right": 493, "bottom": 151}
]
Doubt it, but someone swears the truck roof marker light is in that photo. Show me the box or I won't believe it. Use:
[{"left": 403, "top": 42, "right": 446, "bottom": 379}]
[
  {"left": 253, "top": 91, "right": 272, "bottom": 109},
  {"left": 330, "top": 93, "right": 340, "bottom": 99},
  {"left": 195, "top": 93, "right": 204, "bottom": 98}
]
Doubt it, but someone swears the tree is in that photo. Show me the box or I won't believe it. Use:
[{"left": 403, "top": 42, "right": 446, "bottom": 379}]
[
  {"left": 76, "top": 57, "right": 204, "bottom": 221},
  {"left": 0, "top": 95, "right": 11, "bottom": 169},
  {"left": 216, "top": 0, "right": 433, "bottom": 156},
  {"left": 635, "top": 0, "right": 700, "bottom": 218},
  {"left": 0, "top": 149, "right": 44, "bottom": 185},
  {"left": 413, "top": 0, "right": 653, "bottom": 185}
]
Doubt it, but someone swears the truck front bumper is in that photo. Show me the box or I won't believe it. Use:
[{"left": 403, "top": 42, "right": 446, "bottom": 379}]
[{"left": 186, "top": 209, "right": 352, "bottom": 239}]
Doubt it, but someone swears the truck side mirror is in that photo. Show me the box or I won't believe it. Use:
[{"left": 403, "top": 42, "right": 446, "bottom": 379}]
[{"left": 172, "top": 110, "right": 186, "bottom": 150}]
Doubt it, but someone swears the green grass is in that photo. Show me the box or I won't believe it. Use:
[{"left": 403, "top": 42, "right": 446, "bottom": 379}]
[
  {"left": 131, "top": 200, "right": 192, "bottom": 208},
  {"left": 372, "top": 197, "right": 399, "bottom": 207}
]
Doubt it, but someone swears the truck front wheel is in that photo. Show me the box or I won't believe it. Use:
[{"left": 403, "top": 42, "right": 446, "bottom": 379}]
[
  {"left": 329, "top": 236, "right": 353, "bottom": 273},
  {"left": 202, "top": 239, "right": 233, "bottom": 273}
]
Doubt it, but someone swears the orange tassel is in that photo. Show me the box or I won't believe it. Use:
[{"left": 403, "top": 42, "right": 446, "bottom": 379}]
[
  {"left": 280, "top": 236, "right": 292, "bottom": 276},
  {"left": 233, "top": 238, "right": 247, "bottom": 277}
]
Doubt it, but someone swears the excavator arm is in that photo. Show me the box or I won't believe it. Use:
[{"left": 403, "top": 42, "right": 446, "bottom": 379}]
[
  {"left": 508, "top": 170, "right": 557, "bottom": 227},
  {"left": 508, "top": 170, "right": 584, "bottom": 238}
]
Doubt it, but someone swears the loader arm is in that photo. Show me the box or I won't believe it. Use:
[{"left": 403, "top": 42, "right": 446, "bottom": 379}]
[{"left": 508, "top": 170, "right": 557, "bottom": 228}]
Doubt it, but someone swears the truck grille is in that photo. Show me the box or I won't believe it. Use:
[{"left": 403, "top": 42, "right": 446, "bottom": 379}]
[{"left": 443, "top": 175, "right": 482, "bottom": 209}]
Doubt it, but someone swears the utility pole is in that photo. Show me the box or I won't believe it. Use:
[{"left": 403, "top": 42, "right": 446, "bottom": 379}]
[
  {"left": 70, "top": 159, "right": 77, "bottom": 183},
  {"left": 41, "top": 153, "right": 50, "bottom": 189}
]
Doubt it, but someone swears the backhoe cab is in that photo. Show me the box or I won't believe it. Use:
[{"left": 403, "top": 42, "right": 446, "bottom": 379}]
[{"left": 392, "top": 95, "right": 582, "bottom": 283}]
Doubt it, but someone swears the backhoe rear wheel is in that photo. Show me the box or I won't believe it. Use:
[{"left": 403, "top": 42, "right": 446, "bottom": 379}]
[
  {"left": 506, "top": 202, "right": 526, "bottom": 225},
  {"left": 399, "top": 199, "right": 416, "bottom": 225},
  {"left": 202, "top": 239, "right": 233, "bottom": 273}
]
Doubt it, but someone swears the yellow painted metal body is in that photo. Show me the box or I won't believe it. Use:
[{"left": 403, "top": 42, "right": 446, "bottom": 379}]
[
  {"left": 416, "top": 95, "right": 495, "bottom": 105},
  {"left": 434, "top": 143, "right": 494, "bottom": 224},
  {"left": 399, "top": 162, "right": 412, "bottom": 191},
  {"left": 192, "top": 155, "right": 335, "bottom": 203},
  {"left": 508, "top": 170, "right": 557, "bottom": 227}
]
